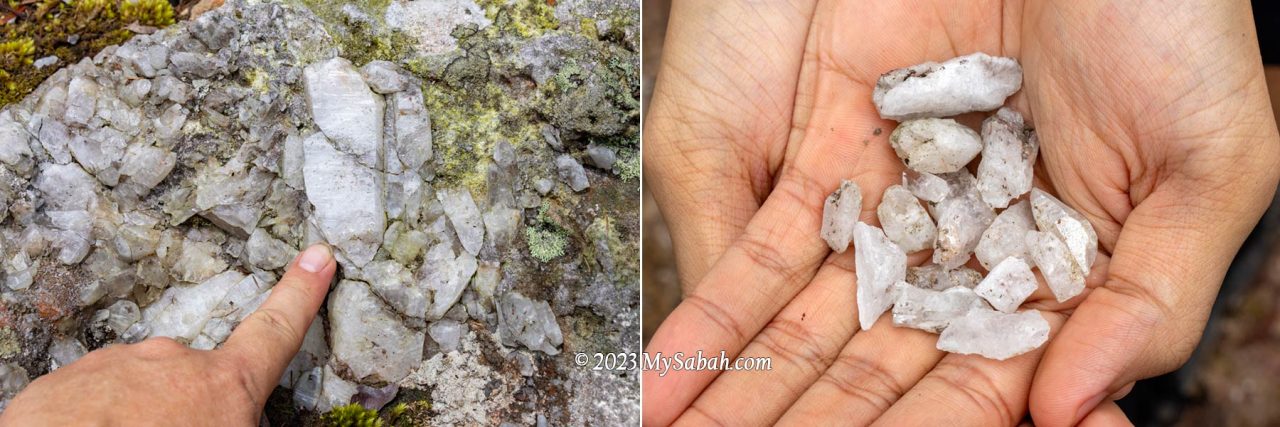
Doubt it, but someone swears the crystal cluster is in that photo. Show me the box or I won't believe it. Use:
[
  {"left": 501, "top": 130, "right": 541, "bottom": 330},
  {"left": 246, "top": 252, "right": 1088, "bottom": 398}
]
[
  {"left": 819, "top": 52, "right": 1100, "bottom": 360},
  {"left": 0, "top": 0, "right": 641, "bottom": 422}
]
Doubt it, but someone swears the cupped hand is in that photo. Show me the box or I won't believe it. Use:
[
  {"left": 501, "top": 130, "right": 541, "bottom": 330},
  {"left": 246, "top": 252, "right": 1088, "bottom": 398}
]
[
  {"left": 0, "top": 244, "right": 338, "bottom": 426},
  {"left": 644, "top": 0, "right": 1279, "bottom": 426}
]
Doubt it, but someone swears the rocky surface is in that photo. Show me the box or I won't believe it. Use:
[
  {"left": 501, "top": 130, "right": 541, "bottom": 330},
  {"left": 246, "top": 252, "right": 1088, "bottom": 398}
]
[{"left": 0, "top": 0, "right": 639, "bottom": 424}]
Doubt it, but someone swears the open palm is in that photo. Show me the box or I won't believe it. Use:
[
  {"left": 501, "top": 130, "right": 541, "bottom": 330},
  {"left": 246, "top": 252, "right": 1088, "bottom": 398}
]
[{"left": 645, "top": 0, "right": 1278, "bottom": 426}]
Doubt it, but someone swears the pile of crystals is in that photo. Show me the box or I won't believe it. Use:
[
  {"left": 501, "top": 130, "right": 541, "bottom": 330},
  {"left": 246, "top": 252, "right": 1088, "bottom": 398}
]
[{"left": 819, "top": 52, "right": 1099, "bottom": 360}]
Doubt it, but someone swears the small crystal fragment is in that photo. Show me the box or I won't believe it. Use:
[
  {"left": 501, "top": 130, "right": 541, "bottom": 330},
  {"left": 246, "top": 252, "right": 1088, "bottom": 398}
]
[
  {"left": 932, "top": 170, "right": 996, "bottom": 269},
  {"left": 976, "top": 108, "right": 1038, "bottom": 208},
  {"left": 877, "top": 185, "right": 936, "bottom": 253},
  {"left": 853, "top": 222, "right": 906, "bottom": 330},
  {"left": 974, "top": 257, "right": 1037, "bottom": 313},
  {"left": 873, "top": 52, "right": 1023, "bottom": 120},
  {"left": 936, "top": 308, "right": 1049, "bottom": 360},
  {"left": 1025, "top": 231, "right": 1085, "bottom": 302},
  {"left": 820, "top": 180, "right": 862, "bottom": 252},
  {"left": 974, "top": 200, "right": 1036, "bottom": 270},
  {"left": 891, "top": 282, "right": 987, "bottom": 333},
  {"left": 902, "top": 169, "right": 948, "bottom": 203},
  {"left": 905, "top": 265, "right": 982, "bottom": 291},
  {"left": 1030, "top": 189, "right": 1098, "bottom": 274},
  {"left": 889, "top": 118, "right": 983, "bottom": 174}
]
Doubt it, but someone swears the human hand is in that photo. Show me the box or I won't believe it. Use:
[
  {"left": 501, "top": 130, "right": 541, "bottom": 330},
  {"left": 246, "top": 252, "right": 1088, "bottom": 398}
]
[
  {"left": 644, "top": 0, "right": 1278, "bottom": 426},
  {"left": 0, "top": 244, "right": 338, "bottom": 426}
]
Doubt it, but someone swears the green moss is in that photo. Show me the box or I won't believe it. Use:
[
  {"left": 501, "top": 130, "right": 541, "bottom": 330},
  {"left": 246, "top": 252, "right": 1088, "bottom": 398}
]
[
  {"left": 476, "top": 0, "right": 559, "bottom": 38},
  {"left": 1, "top": 0, "right": 174, "bottom": 106},
  {"left": 292, "top": 0, "right": 413, "bottom": 66},
  {"left": 578, "top": 18, "right": 598, "bottom": 40},
  {"left": 319, "top": 403, "right": 411, "bottom": 427}
]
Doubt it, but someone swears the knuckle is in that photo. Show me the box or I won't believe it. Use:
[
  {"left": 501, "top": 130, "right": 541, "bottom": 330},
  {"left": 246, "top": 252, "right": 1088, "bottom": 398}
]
[
  {"left": 819, "top": 352, "right": 905, "bottom": 412},
  {"left": 925, "top": 362, "right": 1016, "bottom": 425},
  {"left": 755, "top": 318, "right": 834, "bottom": 378},
  {"left": 682, "top": 294, "right": 750, "bottom": 346},
  {"left": 134, "top": 337, "right": 187, "bottom": 357},
  {"left": 247, "top": 307, "right": 302, "bottom": 344}
]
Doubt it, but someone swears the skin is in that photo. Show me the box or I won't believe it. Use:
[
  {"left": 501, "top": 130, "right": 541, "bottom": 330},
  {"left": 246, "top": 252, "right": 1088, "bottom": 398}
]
[
  {"left": 0, "top": 244, "right": 338, "bottom": 426},
  {"left": 644, "top": 0, "right": 1279, "bottom": 426}
]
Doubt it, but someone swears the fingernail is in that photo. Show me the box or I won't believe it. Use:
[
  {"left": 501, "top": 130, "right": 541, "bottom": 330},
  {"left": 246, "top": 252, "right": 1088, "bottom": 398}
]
[
  {"left": 296, "top": 244, "right": 332, "bottom": 273},
  {"left": 1075, "top": 392, "right": 1107, "bottom": 422}
]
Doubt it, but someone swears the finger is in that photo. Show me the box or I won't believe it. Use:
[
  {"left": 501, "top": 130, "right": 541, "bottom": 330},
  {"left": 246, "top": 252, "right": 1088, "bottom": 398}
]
[
  {"left": 220, "top": 244, "right": 336, "bottom": 401},
  {"left": 1079, "top": 401, "right": 1132, "bottom": 427},
  {"left": 645, "top": 0, "right": 818, "bottom": 292},
  {"left": 1029, "top": 179, "right": 1275, "bottom": 426},
  {"left": 873, "top": 311, "right": 1067, "bottom": 426},
  {"left": 778, "top": 314, "right": 943, "bottom": 426}
]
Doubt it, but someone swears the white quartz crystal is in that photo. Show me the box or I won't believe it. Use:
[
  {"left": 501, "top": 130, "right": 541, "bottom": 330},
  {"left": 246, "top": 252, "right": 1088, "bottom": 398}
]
[
  {"left": 1025, "top": 231, "right": 1085, "bottom": 302},
  {"left": 1030, "top": 189, "right": 1098, "bottom": 274},
  {"left": 820, "top": 180, "right": 862, "bottom": 252},
  {"left": 303, "top": 57, "right": 384, "bottom": 168},
  {"left": 902, "top": 169, "right": 948, "bottom": 203},
  {"left": 853, "top": 222, "right": 906, "bottom": 330},
  {"left": 904, "top": 265, "right": 982, "bottom": 291},
  {"left": 437, "top": 188, "right": 485, "bottom": 257},
  {"left": 932, "top": 170, "right": 995, "bottom": 269},
  {"left": 974, "top": 257, "right": 1037, "bottom": 313},
  {"left": 302, "top": 132, "right": 385, "bottom": 267},
  {"left": 977, "top": 108, "right": 1037, "bottom": 208},
  {"left": 974, "top": 200, "right": 1036, "bottom": 270},
  {"left": 143, "top": 270, "right": 247, "bottom": 341},
  {"left": 889, "top": 118, "right": 983, "bottom": 174},
  {"left": 936, "top": 308, "right": 1049, "bottom": 360},
  {"left": 891, "top": 282, "right": 987, "bottom": 333},
  {"left": 873, "top": 52, "right": 1023, "bottom": 121},
  {"left": 327, "top": 280, "right": 425, "bottom": 383},
  {"left": 876, "top": 184, "right": 936, "bottom": 253},
  {"left": 421, "top": 242, "right": 479, "bottom": 320}
]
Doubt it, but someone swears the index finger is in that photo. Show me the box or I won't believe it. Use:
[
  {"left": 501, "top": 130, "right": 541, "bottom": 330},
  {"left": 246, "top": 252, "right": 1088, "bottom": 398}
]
[{"left": 220, "top": 244, "right": 336, "bottom": 400}]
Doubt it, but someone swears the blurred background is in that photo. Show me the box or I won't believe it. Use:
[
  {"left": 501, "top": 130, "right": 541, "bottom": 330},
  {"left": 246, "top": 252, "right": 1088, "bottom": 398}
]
[{"left": 642, "top": 1, "right": 1280, "bottom": 425}]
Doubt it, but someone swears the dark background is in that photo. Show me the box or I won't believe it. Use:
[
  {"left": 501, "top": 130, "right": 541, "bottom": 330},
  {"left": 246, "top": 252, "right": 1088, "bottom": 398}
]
[{"left": 642, "top": 1, "right": 1280, "bottom": 425}]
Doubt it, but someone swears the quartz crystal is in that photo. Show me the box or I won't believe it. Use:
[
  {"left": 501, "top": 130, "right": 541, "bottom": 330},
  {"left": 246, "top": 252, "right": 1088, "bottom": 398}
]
[
  {"left": 904, "top": 265, "right": 982, "bottom": 291},
  {"left": 820, "top": 180, "right": 862, "bottom": 252},
  {"left": 974, "top": 200, "right": 1035, "bottom": 270},
  {"left": 976, "top": 108, "right": 1037, "bottom": 208},
  {"left": 302, "top": 132, "right": 385, "bottom": 267},
  {"left": 303, "top": 57, "right": 384, "bottom": 168},
  {"left": 144, "top": 270, "right": 249, "bottom": 341},
  {"left": 974, "top": 257, "right": 1037, "bottom": 313},
  {"left": 902, "top": 169, "right": 948, "bottom": 203},
  {"left": 1030, "top": 189, "right": 1098, "bottom": 274},
  {"left": 877, "top": 184, "right": 936, "bottom": 252},
  {"left": 328, "top": 280, "right": 425, "bottom": 383},
  {"left": 891, "top": 282, "right": 987, "bottom": 333},
  {"left": 853, "top": 222, "right": 907, "bottom": 330},
  {"left": 936, "top": 308, "right": 1049, "bottom": 360},
  {"left": 437, "top": 188, "right": 485, "bottom": 257},
  {"left": 873, "top": 52, "right": 1023, "bottom": 120},
  {"left": 421, "top": 242, "right": 479, "bottom": 320},
  {"left": 932, "top": 170, "right": 996, "bottom": 269},
  {"left": 1026, "top": 231, "right": 1085, "bottom": 302},
  {"left": 497, "top": 292, "right": 564, "bottom": 355},
  {"left": 889, "top": 118, "right": 983, "bottom": 174},
  {"left": 555, "top": 154, "right": 590, "bottom": 192}
]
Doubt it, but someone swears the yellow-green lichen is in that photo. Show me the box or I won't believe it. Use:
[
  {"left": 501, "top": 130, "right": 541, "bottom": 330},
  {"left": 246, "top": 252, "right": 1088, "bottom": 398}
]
[
  {"left": 291, "top": 0, "right": 413, "bottom": 66},
  {"left": 0, "top": 328, "right": 19, "bottom": 358},
  {"left": 1, "top": 0, "right": 175, "bottom": 106},
  {"left": 476, "top": 0, "right": 559, "bottom": 38},
  {"left": 525, "top": 226, "right": 567, "bottom": 262},
  {"left": 615, "top": 148, "right": 639, "bottom": 181}
]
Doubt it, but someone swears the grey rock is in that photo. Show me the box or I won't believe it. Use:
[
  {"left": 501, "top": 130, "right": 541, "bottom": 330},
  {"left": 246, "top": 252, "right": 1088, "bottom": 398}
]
[
  {"left": 422, "top": 242, "right": 479, "bottom": 320},
  {"left": 360, "top": 60, "right": 409, "bottom": 94},
  {"left": 429, "top": 320, "right": 465, "bottom": 353},
  {"left": 437, "top": 188, "right": 485, "bottom": 256},
  {"left": 498, "top": 292, "right": 563, "bottom": 355},
  {"left": 328, "top": 280, "right": 425, "bottom": 383},
  {"left": 555, "top": 154, "right": 589, "bottom": 192},
  {"left": 245, "top": 228, "right": 295, "bottom": 270},
  {"left": 586, "top": 145, "right": 616, "bottom": 170}
]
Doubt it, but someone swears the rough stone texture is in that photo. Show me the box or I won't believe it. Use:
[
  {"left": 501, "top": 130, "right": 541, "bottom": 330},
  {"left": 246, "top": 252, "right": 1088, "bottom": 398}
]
[
  {"left": 0, "top": 0, "right": 639, "bottom": 423},
  {"left": 974, "top": 200, "right": 1036, "bottom": 270},
  {"left": 976, "top": 108, "right": 1037, "bottom": 208},
  {"left": 890, "top": 118, "right": 983, "bottom": 174},
  {"left": 877, "top": 184, "right": 936, "bottom": 253},
  {"left": 932, "top": 170, "right": 996, "bottom": 269},
  {"left": 1031, "top": 189, "right": 1099, "bottom": 275},
  {"left": 1026, "top": 231, "right": 1086, "bottom": 302},
  {"left": 854, "top": 222, "right": 907, "bottom": 330},
  {"left": 873, "top": 52, "right": 1023, "bottom": 121},
  {"left": 936, "top": 308, "right": 1050, "bottom": 360},
  {"left": 891, "top": 282, "right": 987, "bottom": 333},
  {"left": 820, "top": 179, "right": 862, "bottom": 252},
  {"left": 974, "top": 257, "right": 1037, "bottom": 313}
]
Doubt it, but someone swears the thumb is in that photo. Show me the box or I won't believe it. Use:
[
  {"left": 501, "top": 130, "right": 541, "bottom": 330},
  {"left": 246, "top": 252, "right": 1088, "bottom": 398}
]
[
  {"left": 1029, "top": 178, "right": 1273, "bottom": 426},
  {"left": 219, "top": 244, "right": 336, "bottom": 403}
]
